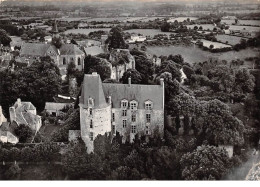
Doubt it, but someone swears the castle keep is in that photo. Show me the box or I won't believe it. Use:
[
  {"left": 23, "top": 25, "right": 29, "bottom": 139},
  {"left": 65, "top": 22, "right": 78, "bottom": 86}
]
[{"left": 75, "top": 72, "right": 164, "bottom": 153}]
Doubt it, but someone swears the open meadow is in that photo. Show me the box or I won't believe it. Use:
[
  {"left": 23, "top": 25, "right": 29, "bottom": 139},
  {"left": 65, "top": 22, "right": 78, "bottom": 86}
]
[
  {"left": 124, "top": 29, "right": 171, "bottom": 37},
  {"left": 64, "top": 28, "right": 111, "bottom": 35},
  {"left": 146, "top": 45, "right": 260, "bottom": 65},
  {"left": 215, "top": 34, "right": 246, "bottom": 46}
]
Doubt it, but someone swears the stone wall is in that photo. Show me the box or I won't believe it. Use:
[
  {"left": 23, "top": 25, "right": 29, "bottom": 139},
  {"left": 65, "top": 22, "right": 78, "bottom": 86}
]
[
  {"left": 112, "top": 108, "right": 164, "bottom": 143},
  {"left": 80, "top": 104, "right": 111, "bottom": 153}
]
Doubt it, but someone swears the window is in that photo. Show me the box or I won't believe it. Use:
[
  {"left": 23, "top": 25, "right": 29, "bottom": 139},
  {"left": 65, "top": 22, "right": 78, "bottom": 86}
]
[
  {"left": 63, "top": 57, "right": 66, "bottom": 65},
  {"left": 90, "top": 120, "right": 93, "bottom": 128},
  {"left": 123, "top": 119, "right": 126, "bottom": 128},
  {"left": 131, "top": 114, "right": 136, "bottom": 122},
  {"left": 146, "top": 113, "right": 151, "bottom": 123},
  {"left": 146, "top": 126, "right": 149, "bottom": 135},
  {"left": 145, "top": 103, "right": 152, "bottom": 110},
  {"left": 131, "top": 125, "right": 136, "bottom": 133},
  {"left": 78, "top": 57, "right": 81, "bottom": 65},
  {"left": 130, "top": 101, "right": 137, "bottom": 110},
  {"left": 112, "top": 125, "right": 116, "bottom": 134},
  {"left": 112, "top": 113, "right": 115, "bottom": 122},
  {"left": 89, "top": 108, "right": 93, "bottom": 115},
  {"left": 89, "top": 132, "right": 94, "bottom": 141},
  {"left": 122, "top": 101, "right": 127, "bottom": 108},
  {"left": 122, "top": 110, "right": 127, "bottom": 116},
  {"left": 121, "top": 100, "right": 128, "bottom": 108},
  {"left": 71, "top": 57, "right": 74, "bottom": 62}
]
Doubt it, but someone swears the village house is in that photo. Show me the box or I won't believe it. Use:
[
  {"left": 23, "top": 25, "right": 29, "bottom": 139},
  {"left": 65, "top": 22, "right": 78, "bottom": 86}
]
[
  {"left": 127, "top": 35, "right": 146, "bottom": 44},
  {"left": 0, "top": 105, "right": 19, "bottom": 144},
  {"left": 9, "top": 98, "right": 42, "bottom": 133},
  {"left": 70, "top": 72, "right": 164, "bottom": 153}
]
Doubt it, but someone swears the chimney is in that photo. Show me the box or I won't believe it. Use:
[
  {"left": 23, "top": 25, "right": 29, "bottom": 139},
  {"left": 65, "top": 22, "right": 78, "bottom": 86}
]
[
  {"left": 9, "top": 106, "right": 16, "bottom": 123},
  {"left": 107, "top": 96, "right": 112, "bottom": 105},
  {"left": 17, "top": 98, "right": 22, "bottom": 107},
  {"left": 128, "top": 77, "right": 131, "bottom": 87},
  {"left": 160, "top": 78, "right": 164, "bottom": 87},
  {"left": 92, "top": 72, "right": 98, "bottom": 76}
]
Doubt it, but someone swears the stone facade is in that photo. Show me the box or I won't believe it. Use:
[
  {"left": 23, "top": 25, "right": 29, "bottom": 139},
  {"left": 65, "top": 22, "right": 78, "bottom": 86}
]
[
  {"left": 74, "top": 72, "right": 164, "bottom": 153},
  {"left": 0, "top": 106, "right": 7, "bottom": 126}
]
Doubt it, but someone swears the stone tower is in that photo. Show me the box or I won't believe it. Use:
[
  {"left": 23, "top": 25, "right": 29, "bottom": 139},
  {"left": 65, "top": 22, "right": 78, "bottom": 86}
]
[{"left": 79, "top": 72, "right": 112, "bottom": 153}]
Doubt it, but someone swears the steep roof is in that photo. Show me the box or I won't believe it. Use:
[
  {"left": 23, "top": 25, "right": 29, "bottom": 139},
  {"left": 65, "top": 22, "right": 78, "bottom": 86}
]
[
  {"left": 103, "top": 83, "right": 164, "bottom": 110},
  {"left": 80, "top": 73, "right": 108, "bottom": 109},
  {"left": 20, "top": 43, "right": 58, "bottom": 56},
  {"left": 60, "top": 44, "right": 85, "bottom": 56}
]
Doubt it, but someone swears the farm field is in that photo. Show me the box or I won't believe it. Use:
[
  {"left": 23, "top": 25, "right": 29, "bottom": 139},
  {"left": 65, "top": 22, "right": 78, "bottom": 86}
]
[
  {"left": 124, "top": 29, "right": 171, "bottom": 37},
  {"left": 215, "top": 35, "right": 245, "bottom": 46},
  {"left": 187, "top": 24, "right": 216, "bottom": 31},
  {"left": 200, "top": 39, "right": 232, "bottom": 49},
  {"left": 229, "top": 25, "right": 260, "bottom": 32},
  {"left": 221, "top": 19, "right": 260, "bottom": 26},
  {"left": 64, "top": 28, "right": 111, "bottom": 35},
  {"left": 167, "top": 17, "right": 198, "bottom": 23},
  {"left": 146, "top": 45, "right": 260, "bottom": 65}
]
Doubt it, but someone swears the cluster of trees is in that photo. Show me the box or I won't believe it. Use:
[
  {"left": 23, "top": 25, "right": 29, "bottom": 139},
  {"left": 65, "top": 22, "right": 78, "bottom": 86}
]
[
  {"left": 0, "top": 21, "right": 24, "bottom": 36},
  {"left": 0, "top": 142, "right": 60, "bottom": 162},
  {"left": 61, "top": 132, "right": 239, "bottom": 180},
  {"left": 51, "top": 108, "right": 80, "bottom": 142},
  {"left": 184, "top": 60, "right": 255, "bottom": 103},
  {"left": 0, "top": 29, "right": 12, "bottom": 46},
  {"left": 0, "top": 56, "right": 62, "bottom": 114},
  {"left": 234, "top": 33, "right": 260, "bottom": 51}
]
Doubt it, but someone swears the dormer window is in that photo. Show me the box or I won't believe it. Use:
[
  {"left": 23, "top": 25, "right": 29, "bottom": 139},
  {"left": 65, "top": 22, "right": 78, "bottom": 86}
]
[
  {"left": 89, "top": 108, "right": 93, "bottom": 115},
  {"left": 145, "top": 100, "right": 153, "bottom": 110},
  {"left": 121, "top": 99, "right": 128, "bottom": 108},
  {"left": 90, "top": 120, "right": 93, "bottom": 128},
  {"left": 130, "top": 100, "right": 138, "bottom": 110},
  {"left": 88, "top": 98, "right": 94, "bottom": 107}
]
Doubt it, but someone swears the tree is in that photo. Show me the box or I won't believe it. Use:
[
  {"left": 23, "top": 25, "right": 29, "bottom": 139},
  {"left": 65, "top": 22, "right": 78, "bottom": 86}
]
[
  {"left": 0, "top": 29, "right": 11, "bottom": 46},
  {"left": 4, "top": 164, "right": 21, "bottom": 180},
  {"left": 159, "top": 60, "right": 182, "bottom": 82},
  {"left": 51, "top": 36, "right": 62, "bottom": 49},
  {"left": 161, "top": 22, "right": 171, "bottom": 32},
  {"left": 14, "top": 124, "right": 33, "bottom": 143},
  {"left": 167, "top": 54, "right": 184, "bottom": 65},
  {"left": 84, "top": 55, "right": 111, "bottom": 81},
  {"left": 108, "top": 166, "right": 142, "bottom": 180},
  {"left": 106, "top": 27, "right": 128, "bottom": 51},
  {"left": 156, "top": 72, "right": 180, "bottom": 103},
  {"left": 122, "top": 69, "right": 142, "bottom": 84},
  {"left": 180, "top": 145, "right": 231, "bottom": 180},
  {"left": 0, "top": 56, "right": 62, "bottom": 114}
]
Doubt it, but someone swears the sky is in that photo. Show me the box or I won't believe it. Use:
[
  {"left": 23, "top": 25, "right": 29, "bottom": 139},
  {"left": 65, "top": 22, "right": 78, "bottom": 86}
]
[{"left": 1, "top": 0, "right": 259, "bottom": 2}]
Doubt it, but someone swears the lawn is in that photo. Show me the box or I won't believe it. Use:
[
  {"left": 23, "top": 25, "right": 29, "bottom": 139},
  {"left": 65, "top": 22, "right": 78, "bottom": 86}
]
[
  {"left": 39, "top": 124, "right": 63, "bottom": 140},
  {"left": 146, "top": 45, "right": 260, "bottom": 64},
  {"left": 124, "top": 29, "right": 172, "bottom": 37},
  {"left": 229, "top": 25, "right": 260, "bottom": 32},
  {"left": 215, "top": 34, "right": 246, "bottom": 46},
  {"left": 64, "top": 28, "right": 111, "bottom": 35}
]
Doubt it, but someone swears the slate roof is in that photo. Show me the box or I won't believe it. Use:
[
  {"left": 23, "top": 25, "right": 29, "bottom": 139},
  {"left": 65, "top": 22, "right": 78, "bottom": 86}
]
[
  {"left": 103, "top": 83, "right": 164, "bottom": 110},
  {"left": 20, "top": 43, "right": 58, "bottom": 56},
  {"left": 59, "top": 44, "right": 85, "bottom": 56},
  {"left": 80, "top": 73, "right": 164, "bottom": 110},
  {"left": 80, "top": 73, "right": 108, "bottom": 109},
  {"left": 84, "top": 46, "right": 104, "bottom": 56}
]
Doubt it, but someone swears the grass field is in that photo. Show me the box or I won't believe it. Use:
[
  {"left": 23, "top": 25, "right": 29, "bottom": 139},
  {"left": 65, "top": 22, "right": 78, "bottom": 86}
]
[
  {"left": 229, "top": 25, "right": 260, "bottom": 32},
  {"left": 200, "top": 39, "right": 232, "bottom": 49},
  {"left": 146, "top": 45, "right": 260, "bottom": 64},
  {"left": 124, "top": 29, "right": 171, "bottom": 37},
  {"left": 64, "top": 28, "right": 111, "bottom": 35},
  {"left": 215, "top": 35, "right": 245, "bottom": 46}
]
